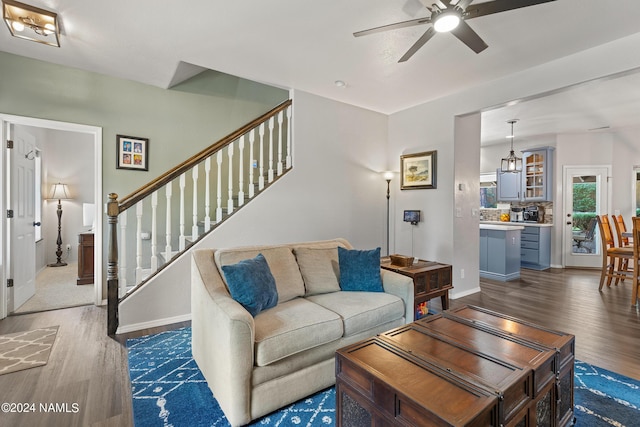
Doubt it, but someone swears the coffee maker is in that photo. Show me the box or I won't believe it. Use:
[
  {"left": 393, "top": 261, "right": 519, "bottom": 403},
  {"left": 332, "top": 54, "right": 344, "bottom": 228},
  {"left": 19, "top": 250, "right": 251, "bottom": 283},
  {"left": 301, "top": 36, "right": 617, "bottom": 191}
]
[
  {"left": 510, "top": 207, "right": 524, "bottom": 222},
  {"left": 523, "top": 205, "right": 544, "bottom": 223}
]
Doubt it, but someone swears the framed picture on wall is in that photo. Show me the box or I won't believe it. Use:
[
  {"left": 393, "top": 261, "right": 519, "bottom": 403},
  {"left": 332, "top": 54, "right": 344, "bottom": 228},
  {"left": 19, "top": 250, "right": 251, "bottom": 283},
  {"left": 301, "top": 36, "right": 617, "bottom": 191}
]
[
  {"left": 400, "top": 150, "right": 437, "bottom": 190},
  {"left": 116, "top": 135, "right": 149, "bottom": 171}
]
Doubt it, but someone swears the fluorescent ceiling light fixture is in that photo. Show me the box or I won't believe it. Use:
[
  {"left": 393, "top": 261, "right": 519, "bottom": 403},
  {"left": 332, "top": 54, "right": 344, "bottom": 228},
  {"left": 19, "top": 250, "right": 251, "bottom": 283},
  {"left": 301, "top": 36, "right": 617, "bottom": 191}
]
[
  {"left": 433, "top": 11, "right": 460, "bottom": 33},
  {"left": 2, "top": 0, "right": 60, "bottom": 47}
]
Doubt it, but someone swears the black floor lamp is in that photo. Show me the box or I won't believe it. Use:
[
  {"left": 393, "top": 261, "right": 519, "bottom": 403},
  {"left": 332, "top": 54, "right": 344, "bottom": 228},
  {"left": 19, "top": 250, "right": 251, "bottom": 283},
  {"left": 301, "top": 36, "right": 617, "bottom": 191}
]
[
  {"left": 383, "top": 171, "right": 394, "bottom": 256},
  {"left": 48, "top": 182, "right": 71, "bottom": 267}
]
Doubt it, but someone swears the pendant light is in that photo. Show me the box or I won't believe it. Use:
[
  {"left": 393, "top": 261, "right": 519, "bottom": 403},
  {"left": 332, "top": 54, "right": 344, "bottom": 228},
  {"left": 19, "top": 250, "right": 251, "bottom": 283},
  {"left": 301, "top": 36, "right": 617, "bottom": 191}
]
[{"left": 501, "top": 119, "right": 522, "bottom": 173}]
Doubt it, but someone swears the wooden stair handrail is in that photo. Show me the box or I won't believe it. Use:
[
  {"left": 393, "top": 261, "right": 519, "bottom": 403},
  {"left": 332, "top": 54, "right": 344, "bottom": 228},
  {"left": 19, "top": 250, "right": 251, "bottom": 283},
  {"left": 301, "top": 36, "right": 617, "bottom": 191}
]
[{"left": 117, "top": 99, "right": 292, "bottom": 213}]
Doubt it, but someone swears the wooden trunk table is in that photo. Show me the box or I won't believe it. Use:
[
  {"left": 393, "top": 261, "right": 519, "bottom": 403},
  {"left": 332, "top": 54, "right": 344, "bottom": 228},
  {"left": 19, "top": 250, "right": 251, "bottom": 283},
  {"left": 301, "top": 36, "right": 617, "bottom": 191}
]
[
  {"left": 335, "top": 306, "right": 575, "bottom": 427},
  {"left": 380, "top": 259, "right": 452, "bottom": 319},
  {"left": 442, "top": 305, "right": 576, "bottom": 427}
]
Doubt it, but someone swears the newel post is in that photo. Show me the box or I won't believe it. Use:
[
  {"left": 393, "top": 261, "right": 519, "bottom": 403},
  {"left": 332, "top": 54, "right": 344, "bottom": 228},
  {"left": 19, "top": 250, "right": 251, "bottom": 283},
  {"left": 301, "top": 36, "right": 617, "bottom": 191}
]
[{"left": 107, "top": 193, "right": 120, "bottom": 336}]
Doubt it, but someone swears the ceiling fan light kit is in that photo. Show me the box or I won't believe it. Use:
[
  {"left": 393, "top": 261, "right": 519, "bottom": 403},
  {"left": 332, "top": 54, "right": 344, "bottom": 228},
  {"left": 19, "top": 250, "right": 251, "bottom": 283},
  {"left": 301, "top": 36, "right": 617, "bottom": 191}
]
[
  {"left": 433, "top": 10, "right": 461, "bottom": 32},
  {"left": 354, "top": 0, "right": 556, "bottom": 62}
]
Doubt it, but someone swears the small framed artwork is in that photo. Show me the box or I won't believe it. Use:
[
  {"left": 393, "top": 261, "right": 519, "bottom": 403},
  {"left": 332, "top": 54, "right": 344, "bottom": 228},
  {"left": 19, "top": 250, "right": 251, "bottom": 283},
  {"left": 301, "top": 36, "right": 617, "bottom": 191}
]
[
  {"left": 116, "top": 135, "right": 149, "bottom": 171},
  {"left": 400, "top": 150, "right": 437, "bottom": 190}
]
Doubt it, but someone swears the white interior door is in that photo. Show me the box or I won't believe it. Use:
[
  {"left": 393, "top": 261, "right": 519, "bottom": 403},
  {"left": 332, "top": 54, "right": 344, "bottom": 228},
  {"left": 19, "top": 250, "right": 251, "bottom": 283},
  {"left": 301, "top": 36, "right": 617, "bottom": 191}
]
[
  {"left": 9, "top": 127, "right": 37, "bottom": 311},
  {"left": 563, "top": 166, "right": 609, "bottom": 268}
]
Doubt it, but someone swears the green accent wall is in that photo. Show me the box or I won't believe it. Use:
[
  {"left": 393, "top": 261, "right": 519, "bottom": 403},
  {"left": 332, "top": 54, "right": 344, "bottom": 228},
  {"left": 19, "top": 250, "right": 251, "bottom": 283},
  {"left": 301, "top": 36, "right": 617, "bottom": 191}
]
[{"left": 0, "top": 51, "right": 288, "bottom": 200}]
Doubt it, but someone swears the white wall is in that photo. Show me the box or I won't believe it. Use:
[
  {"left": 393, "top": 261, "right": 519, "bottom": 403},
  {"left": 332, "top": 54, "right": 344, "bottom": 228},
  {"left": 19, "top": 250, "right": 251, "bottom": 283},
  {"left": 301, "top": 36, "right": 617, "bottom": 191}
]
[
  {"left": 552, "top": 129, "right": 640, "bottom": 266},
  {"left": 611, "top": 128, "right": 640, "bottom": 219},
  {"left": 120, "top": 31, "right": 640, "bottom": 331},
  {"left": 389, "top": 32, "right": 640, "bottom": 298},
  {"left": 118, "top": 90, "right": 390, "bottom": 331}
]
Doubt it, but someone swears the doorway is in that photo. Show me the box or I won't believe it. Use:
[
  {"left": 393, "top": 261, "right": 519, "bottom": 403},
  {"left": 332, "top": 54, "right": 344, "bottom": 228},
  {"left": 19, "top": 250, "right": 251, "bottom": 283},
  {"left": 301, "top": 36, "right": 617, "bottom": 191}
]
[
  {"left": 562, "top": 166, "right": 610, "bottom": 268},
  {"left": 1, "top": 115, "right": 102, "bottom": 319}
]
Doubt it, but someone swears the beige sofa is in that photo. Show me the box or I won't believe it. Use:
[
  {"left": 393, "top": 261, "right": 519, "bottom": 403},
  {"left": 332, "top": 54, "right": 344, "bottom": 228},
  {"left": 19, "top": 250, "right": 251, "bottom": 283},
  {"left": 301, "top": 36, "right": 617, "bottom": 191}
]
[{"left": 191, "top": 238, "right": 414, "bottom": 426}]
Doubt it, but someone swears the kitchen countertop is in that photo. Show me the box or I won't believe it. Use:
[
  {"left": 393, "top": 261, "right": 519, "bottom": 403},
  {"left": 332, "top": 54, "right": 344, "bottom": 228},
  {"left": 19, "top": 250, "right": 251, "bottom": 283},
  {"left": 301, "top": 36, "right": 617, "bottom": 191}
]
[
  {"left": 480, "top": 223, "right": 525, "bottom": 231},
  {"left": 480, "top": 221, "right": 553, "bottom": 228}
]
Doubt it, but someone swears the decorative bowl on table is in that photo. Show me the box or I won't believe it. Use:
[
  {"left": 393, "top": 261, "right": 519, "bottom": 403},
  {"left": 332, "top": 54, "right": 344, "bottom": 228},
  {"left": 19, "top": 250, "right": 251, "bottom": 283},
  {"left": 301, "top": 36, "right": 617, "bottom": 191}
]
[{"left": 389, "top": 254, "right": 414, "bottom": 267}]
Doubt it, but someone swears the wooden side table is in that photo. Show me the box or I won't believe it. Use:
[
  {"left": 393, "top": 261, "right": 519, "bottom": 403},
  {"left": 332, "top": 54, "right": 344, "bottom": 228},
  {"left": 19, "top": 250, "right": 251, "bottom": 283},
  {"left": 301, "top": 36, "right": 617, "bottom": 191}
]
[
  {"left": 381, "top": 258, "right": 452, "bottom": 320},
  {"left": 77, "top": 233, "right": 94, "bottom": 285}
]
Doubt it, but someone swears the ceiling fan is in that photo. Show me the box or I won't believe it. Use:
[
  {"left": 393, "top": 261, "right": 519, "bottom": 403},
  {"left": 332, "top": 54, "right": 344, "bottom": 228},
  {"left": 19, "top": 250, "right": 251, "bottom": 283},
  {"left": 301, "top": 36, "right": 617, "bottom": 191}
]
[{"left": 354, "top": 0, "right": 556, "bottom": 62}]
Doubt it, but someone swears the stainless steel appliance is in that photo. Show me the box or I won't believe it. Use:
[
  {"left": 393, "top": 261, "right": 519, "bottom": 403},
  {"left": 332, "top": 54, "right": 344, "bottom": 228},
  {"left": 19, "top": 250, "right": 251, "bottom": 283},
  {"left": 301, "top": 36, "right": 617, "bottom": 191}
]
[
  {"left": 510, "top": 207, "right": 524, "bottom": 222},
  {"left": 523, "top": 205, "right": 543, "bottom": 223}
]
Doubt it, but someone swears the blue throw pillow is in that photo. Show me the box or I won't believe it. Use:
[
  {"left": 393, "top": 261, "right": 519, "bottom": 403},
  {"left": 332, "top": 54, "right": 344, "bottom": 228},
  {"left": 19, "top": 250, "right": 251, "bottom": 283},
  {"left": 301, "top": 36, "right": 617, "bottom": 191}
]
[
  {"left": 338, "top": 247, "right": 383, "bottom": 292},
  {"left": 221, "top": 253, "right": 278, "bottom": 317}
]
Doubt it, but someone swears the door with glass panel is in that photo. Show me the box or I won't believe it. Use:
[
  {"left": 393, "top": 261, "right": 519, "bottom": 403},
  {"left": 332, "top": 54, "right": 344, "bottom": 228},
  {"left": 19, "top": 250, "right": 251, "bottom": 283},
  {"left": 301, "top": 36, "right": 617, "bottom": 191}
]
[{"left": 563, "top": 166, "right": 609, "bottom": 268}]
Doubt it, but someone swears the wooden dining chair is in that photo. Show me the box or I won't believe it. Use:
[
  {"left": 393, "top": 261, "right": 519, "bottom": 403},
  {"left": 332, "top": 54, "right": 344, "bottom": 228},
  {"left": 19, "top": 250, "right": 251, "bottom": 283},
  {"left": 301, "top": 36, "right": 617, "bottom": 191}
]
[
  {"left": 632, "top": 217, "right": 640, "bottom": 307},
  {"left": 612, "top": 214, "right": 633, "bottom": 279},
  {"left": 596, "top": 215, "right": 634, "bottom": 290},
  {"left": 613, "top": 214, "right": 631, "bottom": 247}
]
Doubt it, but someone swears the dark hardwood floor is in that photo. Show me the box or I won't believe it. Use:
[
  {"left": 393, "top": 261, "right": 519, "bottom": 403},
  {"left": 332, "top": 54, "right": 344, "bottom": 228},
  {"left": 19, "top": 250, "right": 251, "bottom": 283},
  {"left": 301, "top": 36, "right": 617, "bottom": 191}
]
[
  {"left": 0, "top": 267, "right": 638, "bottom": 426},
  {"left": 453, "top": 268, "right": 640, "bottom": 381}
]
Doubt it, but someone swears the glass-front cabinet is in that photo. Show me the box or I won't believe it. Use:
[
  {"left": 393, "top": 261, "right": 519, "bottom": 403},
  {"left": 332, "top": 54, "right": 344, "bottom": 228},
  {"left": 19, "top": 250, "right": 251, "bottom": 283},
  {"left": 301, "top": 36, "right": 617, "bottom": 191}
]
[{"left": 521, "top": 147, "right": 554, "bottom": 202}]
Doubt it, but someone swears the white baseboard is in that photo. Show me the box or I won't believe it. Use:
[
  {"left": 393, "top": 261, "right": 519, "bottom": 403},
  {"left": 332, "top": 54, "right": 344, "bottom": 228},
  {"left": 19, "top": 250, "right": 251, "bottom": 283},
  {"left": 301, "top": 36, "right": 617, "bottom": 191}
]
[
  {"left": 116, "top": 313, "right": 192, "bottom": 335},
  {"left": 450, "top": 287, "right": 481, "bottom": 299}
]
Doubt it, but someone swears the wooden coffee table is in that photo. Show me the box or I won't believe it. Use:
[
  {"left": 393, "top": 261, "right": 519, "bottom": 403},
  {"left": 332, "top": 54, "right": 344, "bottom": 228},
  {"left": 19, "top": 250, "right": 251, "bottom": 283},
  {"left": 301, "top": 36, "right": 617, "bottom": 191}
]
[{"left": 335, "top": 305, "right": 575, "bottom": 427}]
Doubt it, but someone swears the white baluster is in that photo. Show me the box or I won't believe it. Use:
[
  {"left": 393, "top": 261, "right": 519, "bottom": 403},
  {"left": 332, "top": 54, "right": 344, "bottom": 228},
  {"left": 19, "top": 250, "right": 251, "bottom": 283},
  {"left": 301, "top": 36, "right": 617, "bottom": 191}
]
[
  {"left": 151, "top": 191, "right": 158, "bottom": 272},
  {"left": 238, "top": 136, "right": 245, "bottom": 206},
  {"left": 227, "top": 141, "right": 234, "bottom": 214},
  {"left": 179, "top": 173, "right": 186, "bottom": 251},
  {"left": 165, "top": 182, "right": 173, "bottom": 262},
  {"left": 277, "top": 110, "right": 284, "bottom": 176},
  {"left": 135, "top": 201, "right": 143, "bottom": 285},
  {"left": 258, "top": 123, "right": 265, "bottom": 191},
  {"left": 286, "top": 105, "right": 292, "bottom": 169},
  {"left": 248, "top": 129, "right": 255, "bottom": 198},
  {"left": 119, "top": 211, "right": 128, "bottom": 296},
  {"left": 216, "top": 151, "right": 223, "bottom": 223},
  {"left": 204, "top": 157, "right": 211, "bottom": 232},
  {"left": 192, "top": 164, "right": 199, "bottom": 241},
  {"left": 268, "top": 116, "right": 274, "bottom": 183}
]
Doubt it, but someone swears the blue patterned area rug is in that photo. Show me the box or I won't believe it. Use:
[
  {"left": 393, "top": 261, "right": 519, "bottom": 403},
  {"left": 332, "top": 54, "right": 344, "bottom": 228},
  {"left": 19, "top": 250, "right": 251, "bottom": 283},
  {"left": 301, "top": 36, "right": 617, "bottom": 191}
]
[{"left": 127, "top": 327, "right": 640, "bottom": 427}]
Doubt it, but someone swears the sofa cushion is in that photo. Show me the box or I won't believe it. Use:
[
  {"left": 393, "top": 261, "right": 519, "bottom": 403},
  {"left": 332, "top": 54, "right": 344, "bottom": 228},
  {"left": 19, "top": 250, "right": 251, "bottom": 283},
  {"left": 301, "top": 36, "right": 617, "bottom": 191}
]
[
  {"left": 221, "top": 253, "right": 278, "bottom": 317},
  {"left": 294, "top": 247, "right": 341, "bottom": 296},
  {"left": 306, "top": 291, "right": 404, "bottom": 337},
  {"left": 216, "top": 246, "right": 305, "bottom": 303},
  {"left": 254, "top": 298, "right": 343, "bottom": 366},
  {"left": 337, "top": 247, "right": 383, "bottom": 292}
]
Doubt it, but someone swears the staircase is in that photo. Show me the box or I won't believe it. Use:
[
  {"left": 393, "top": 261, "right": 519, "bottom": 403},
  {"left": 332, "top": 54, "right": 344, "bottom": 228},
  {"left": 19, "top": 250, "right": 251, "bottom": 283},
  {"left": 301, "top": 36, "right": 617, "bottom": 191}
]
[{"left": 106, "top": 100, "right": 293, "bottom": 335}]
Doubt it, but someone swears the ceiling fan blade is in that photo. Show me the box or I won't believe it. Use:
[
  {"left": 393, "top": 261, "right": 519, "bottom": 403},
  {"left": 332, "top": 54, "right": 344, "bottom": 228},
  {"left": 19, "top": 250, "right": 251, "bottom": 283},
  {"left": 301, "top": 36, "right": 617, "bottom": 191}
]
[
  {"left": 455, "top": 0, "right": 474, "bottom": 10},
  {"left": 450, "top": 20, "right": 488, "bottom": 53},
  {"left": 398, "top": 27, "right": 436, "bottom": 62},
  {"left": 354, "top": 17, "right": 431, "bottom": 37},
  {"left": 464, "top": 0, "right": 556, "bottom": 20}
]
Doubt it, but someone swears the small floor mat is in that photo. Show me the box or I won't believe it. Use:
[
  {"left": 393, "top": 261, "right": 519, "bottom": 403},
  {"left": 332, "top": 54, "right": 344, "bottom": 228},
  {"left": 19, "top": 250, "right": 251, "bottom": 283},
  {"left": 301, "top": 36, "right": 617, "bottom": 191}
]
[{"left": 0, "top": 326, "right": 58, "bottom": 376}]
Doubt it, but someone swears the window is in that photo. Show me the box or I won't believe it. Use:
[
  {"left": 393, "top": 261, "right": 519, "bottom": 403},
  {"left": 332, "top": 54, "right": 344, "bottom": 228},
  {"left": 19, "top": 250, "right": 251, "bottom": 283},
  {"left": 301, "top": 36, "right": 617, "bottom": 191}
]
[
  {"left": 480, "top": 173, "right": 497, "bottom": 208},
  {"left": 480, "top": 185, "right": 497, "bottom": 208}
]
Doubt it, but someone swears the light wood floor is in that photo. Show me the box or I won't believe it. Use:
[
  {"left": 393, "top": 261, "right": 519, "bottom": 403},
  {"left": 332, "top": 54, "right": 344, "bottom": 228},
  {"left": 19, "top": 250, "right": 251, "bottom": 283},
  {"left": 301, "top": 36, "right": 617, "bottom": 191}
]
[{"left": 0, "top": 267, "right": 637, "bottom": 426}]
